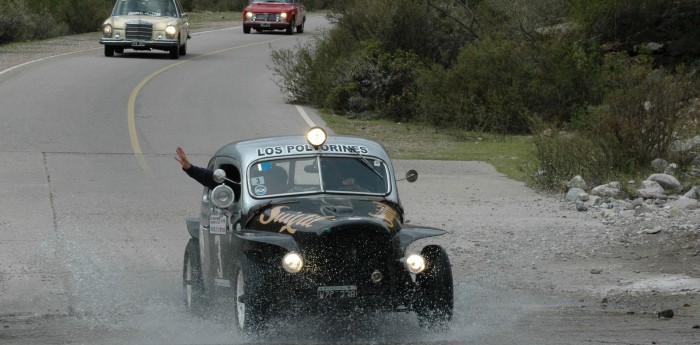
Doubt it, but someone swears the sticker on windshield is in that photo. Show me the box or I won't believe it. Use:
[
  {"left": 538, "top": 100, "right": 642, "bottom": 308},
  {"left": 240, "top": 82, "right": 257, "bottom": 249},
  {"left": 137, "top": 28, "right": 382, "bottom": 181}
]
[{"left": 254, "top": 184, "right": 268, "bottom": 196}]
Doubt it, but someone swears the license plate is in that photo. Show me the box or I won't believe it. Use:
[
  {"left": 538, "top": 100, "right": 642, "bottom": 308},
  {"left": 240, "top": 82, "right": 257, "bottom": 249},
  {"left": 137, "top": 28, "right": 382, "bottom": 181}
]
[
  {"left": 318, "top": 285, "right": 357, "bottom": 299},
  {"left": 133, "top": 40, "right": 145, "bottom": 47},
  {"left": 261, "top": 22, "right": 270, "bottom": 27}
]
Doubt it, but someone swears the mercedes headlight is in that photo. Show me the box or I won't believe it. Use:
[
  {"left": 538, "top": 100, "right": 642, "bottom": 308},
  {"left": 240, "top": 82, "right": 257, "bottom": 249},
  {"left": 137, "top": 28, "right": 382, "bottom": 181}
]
[
  {"left": 211, "top": 185, "right": 235, "bottom": 209},
  {"left": 404, "top": 254, "right": 426, "bottom": 274},
  {"left": 246, "top": 11, "right": 253, "bottom": 19},
  {"left": 282, "top": 252, "right": 303, "bottom": 273},
  {"left": 280, "top": 12, "right": 288, "bottom": 20},
  {"left": 165, "top": 25, "right": 177, "bottom": 38},
  {"left": 102, "top": 24, "right": 113, "bottom": 37}
]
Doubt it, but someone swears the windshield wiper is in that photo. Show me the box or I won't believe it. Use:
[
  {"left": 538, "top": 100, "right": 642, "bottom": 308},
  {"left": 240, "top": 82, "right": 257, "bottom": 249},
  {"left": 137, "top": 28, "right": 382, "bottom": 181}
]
[{"left": 350, "top": 147, "right": 384, "bottom": 180}]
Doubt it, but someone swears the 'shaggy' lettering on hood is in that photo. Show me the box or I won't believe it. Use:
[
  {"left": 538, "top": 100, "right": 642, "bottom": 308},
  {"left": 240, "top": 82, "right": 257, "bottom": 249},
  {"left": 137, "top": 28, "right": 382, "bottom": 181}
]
[
  {"left": 259, "top": 206, "right": 333, "bottom": 234},
  {"left": 369, "top": 201, "right": 400, "bottom": 229}
]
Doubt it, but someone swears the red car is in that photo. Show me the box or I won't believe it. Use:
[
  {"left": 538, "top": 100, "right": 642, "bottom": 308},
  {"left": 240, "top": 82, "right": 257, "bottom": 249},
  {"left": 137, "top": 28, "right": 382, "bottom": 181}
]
[{"left": 243, "top": 0, "right": 306, "bottom": 34}]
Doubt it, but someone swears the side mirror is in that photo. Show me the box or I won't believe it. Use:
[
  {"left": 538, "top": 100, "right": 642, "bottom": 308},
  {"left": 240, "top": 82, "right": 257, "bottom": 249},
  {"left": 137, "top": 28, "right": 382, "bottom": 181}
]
[
  {"left": 213, "top": 169, "right": 226, "bottom": 184},
  {"left": 405, "top": 169, "right": 418, "bottom": 182},
  {"left": 397, "top": 169, "right": 418, "bottom": 182}
]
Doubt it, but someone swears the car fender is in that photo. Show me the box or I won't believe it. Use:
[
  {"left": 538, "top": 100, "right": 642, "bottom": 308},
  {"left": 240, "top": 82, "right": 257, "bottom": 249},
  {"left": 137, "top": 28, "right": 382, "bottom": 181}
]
[
  {"left": 186, "top": 217, "right": 199, "bottom": 238},
  {"left": 398, "top": 225, "right": 447, "bottom": 253},
  {"left": 234, "top": 229, "right": 299, "bottom": 253}
]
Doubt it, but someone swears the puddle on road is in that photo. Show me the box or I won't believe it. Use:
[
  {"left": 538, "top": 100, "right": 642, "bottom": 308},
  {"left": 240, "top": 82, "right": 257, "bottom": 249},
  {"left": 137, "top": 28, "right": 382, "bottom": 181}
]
[{"left": 1, "top": 280, "right": 550, "bottom": 344}]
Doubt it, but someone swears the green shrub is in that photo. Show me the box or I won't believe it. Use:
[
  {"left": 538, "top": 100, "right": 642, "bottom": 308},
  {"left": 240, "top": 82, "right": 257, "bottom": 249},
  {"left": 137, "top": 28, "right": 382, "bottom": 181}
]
[
  {"left": 323, "top": 41, "right": 420, "bottom": 121},
  {"left": 57, "top": 0, "right": 113, "bottom": 33},
  {"left": 271, "top": 32, "right": 421, "bottom": 121},
  {"left": 0, "top": 0, "right": 37, "bottom": 43},
  {"left": 585, "top": 53, "right": 699, "bottom": 171},
  {"left": 531, "top": 130, "right": 615, "bottom": 191},
  {"left": 416, "top": 38, "right": 539, "bottom": 133}
]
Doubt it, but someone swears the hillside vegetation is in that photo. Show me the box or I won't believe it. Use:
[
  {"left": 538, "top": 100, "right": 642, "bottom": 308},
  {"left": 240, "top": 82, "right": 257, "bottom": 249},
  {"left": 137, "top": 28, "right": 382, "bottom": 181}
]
[
  {"left": 2, "top": 0, "right": 699, "bottom": 192},
  {"left": 269, "top": 0, "right": 700, "bottom": 191}
]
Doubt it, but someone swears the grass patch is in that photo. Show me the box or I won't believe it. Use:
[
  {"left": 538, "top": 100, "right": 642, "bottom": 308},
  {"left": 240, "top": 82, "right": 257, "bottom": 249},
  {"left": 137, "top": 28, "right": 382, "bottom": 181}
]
[{"left": 321, "top": 113, "right": 537, "bottom": 183}]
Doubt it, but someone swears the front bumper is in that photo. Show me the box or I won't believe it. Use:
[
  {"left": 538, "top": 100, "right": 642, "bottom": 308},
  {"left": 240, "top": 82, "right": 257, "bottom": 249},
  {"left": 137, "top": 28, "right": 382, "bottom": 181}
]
[
  {"left": 243, "top": 20, "right": 291, "bottom": 30},
  {"left": 274, "top": 286, "right": 415, "bottom": 314},
  {"left": 100, "top": 38, "right": 178, "bottom": 50}
]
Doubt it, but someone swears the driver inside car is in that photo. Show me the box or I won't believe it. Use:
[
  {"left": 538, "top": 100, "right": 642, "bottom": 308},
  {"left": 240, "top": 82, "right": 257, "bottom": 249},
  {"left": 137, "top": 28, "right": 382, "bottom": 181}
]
[
  {"left": 249, "top": 163, "right": 288, "bottom": 196},
  {"left": 323, "top": 159, "right": 367, "bottom": 192}
]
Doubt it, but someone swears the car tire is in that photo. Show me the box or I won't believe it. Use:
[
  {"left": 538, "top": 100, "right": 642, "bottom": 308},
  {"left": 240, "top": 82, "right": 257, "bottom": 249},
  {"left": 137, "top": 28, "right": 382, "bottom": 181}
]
[
  {"left": 104, "top": 46, "right": 114, "bottom": 57},
  {"left": 415, "top": 245, "right": 453, "bottom": 330},
  {"left": 286, "top": 17, "right": 294, "bottom": 35},
  {"left": 183, "top": 238, "right": 206, "bottom": 313},
  {"left": 296, "top": 17, "right": 304, "bottom": 33},
  {"left": 179, "top": 41, "right": 187, "bottom": 56},
  {"left": 169, "top": 36, "right": 180, "bottom": 60},
  {"left": 243, "top": 25, "right": 251, "bottom": 34},
  {"left": 233, "top": 256, "right": 269, "bottom": 335}
]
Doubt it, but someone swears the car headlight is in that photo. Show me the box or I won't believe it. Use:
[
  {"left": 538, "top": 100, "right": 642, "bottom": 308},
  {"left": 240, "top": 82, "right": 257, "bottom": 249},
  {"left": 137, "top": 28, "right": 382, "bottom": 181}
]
[
  {"left": 282, "top": 252, "right": 303, "bottom": 273},
  {"left": 404, "top": 254, "right": 426, "bottom": 274},
  {"left": 280, "top": 12, "right": 288, "bottom": 20},
  {"left": 211, "top": 184, "right": 235, "bottom": 208},
  {"left": 102, "top": 24, "right": 113, "bottom": 37},
  {"left": 165, "top": 25, "right": 177, "bottom": 38},
  {"left": 306, "top": 126, "right": 327, "bottom": 148},
  {"left": 245, "top": 11, "right": 253, "bottom": 19}
]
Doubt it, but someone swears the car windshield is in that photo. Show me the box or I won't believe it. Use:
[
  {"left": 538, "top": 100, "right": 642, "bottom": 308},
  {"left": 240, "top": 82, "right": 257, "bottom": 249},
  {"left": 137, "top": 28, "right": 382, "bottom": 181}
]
[
  {"left": 251, "top": 0, "right": 293, "bottom": 3},
  {"left": 114, "top": 0, "right": 176, "bottom": 16},
  {"left": 248, "top": 156, "right": 390, "bottom": 198}
]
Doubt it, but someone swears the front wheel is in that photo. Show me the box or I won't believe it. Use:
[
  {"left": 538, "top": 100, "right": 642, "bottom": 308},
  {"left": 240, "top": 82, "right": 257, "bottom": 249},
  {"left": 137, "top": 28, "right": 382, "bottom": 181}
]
[
  {"left": 415, "top": 245, "right": 453, "bottom": 330},
  {"left": 169, "top": 39, "right": 180, "bottom": 59},
  {"left": 104, "top": 46, "right": 114, "bottom": 57},
  {"left": 296, "top": 18, "right": 304, "bottom": 33},
  {"left": 179, "top": 42, "right": 187, "bottom": 56},
  {"left": 234, "top": 256, "right": 269, "bottom": 335},
  {"left": 183, "top": 239, "right": 206, "bottom": 313},
  {"left": 285, "top": 17, "right": 294, "bottom": 35},
  {"left": 243, "top": 25, "right": 251, "bottom": 34}
]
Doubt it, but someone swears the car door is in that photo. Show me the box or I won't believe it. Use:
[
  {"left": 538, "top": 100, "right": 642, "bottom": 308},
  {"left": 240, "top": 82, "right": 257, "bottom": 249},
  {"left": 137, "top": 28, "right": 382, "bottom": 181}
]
[{"left": 202, "top": 158, "right": 242, "bottom": 290}]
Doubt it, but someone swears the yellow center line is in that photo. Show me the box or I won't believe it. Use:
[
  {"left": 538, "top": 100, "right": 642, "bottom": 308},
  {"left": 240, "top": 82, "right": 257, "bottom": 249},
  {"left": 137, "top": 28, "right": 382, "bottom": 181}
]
[{"left": 128, "top": 36, "right": 290, "bottom": 174}]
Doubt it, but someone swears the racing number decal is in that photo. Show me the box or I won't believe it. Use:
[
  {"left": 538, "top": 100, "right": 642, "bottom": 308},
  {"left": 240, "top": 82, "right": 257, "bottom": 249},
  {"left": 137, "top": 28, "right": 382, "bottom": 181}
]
[{"left": 215, "top": 235, "right": 223, "bottom": 279}]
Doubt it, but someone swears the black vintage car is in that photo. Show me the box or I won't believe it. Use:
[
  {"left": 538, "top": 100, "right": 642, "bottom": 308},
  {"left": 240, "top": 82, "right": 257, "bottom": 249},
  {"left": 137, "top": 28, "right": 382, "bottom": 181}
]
[{"left": 182, "top": 127, "right": 453, "bottom": 333}]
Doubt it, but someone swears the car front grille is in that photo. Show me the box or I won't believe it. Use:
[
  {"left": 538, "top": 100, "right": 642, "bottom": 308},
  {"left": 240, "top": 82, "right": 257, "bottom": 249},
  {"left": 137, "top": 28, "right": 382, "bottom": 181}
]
[
  {"left": 125, "top": 22, "right": 153, "bottom": 41},
  {"left": 253, "top": 13, "right": 278, "bottom": 21},
  {"left": 301, "top": 223, "right": 393, "bottom": 287}
]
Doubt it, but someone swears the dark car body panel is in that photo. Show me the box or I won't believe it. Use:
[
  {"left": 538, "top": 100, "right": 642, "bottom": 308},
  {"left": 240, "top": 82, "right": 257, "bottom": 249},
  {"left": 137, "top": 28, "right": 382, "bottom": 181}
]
[{"left": 186, "top": 132, "right": 450, "bottom": 318}]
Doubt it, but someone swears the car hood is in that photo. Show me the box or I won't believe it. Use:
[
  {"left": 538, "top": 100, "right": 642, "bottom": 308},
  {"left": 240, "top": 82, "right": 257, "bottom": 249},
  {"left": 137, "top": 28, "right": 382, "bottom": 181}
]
[
  {"left": 246, "top": 197, "right": 402, "bottom": 236},
  {"left": 245, "top": 2, "right": 295, "bottom": 12},
  {"left": 109, "top": 16, "right": 179, "bottom": 29}
]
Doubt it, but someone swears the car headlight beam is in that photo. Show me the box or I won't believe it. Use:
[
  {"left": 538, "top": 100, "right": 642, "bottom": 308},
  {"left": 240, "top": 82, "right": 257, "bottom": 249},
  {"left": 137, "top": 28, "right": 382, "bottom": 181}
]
[
  {"left": 280, "top": 12, "right": 288, "bottom": 20},
  {"left": 404, "top": 254, "right": 426, "bottom": 274},
  {"left": 282, "top": 252, "right": 303, "bottom": 273},
  {"left": 165, "top": 25, "right": 177, "bottom": 38},
  {"left": 103, "top": 24, "right": 113, "bottom": 37}
]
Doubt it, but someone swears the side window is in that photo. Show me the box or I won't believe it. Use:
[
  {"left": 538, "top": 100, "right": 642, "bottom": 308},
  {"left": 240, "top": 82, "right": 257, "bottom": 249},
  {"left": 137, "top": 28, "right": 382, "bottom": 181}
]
[
  {"left": 218, "top": 163, "right": 242, "bottom": 202},
  {"left": 175, "top": 0, "right": 185, "bottom": 16}
]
